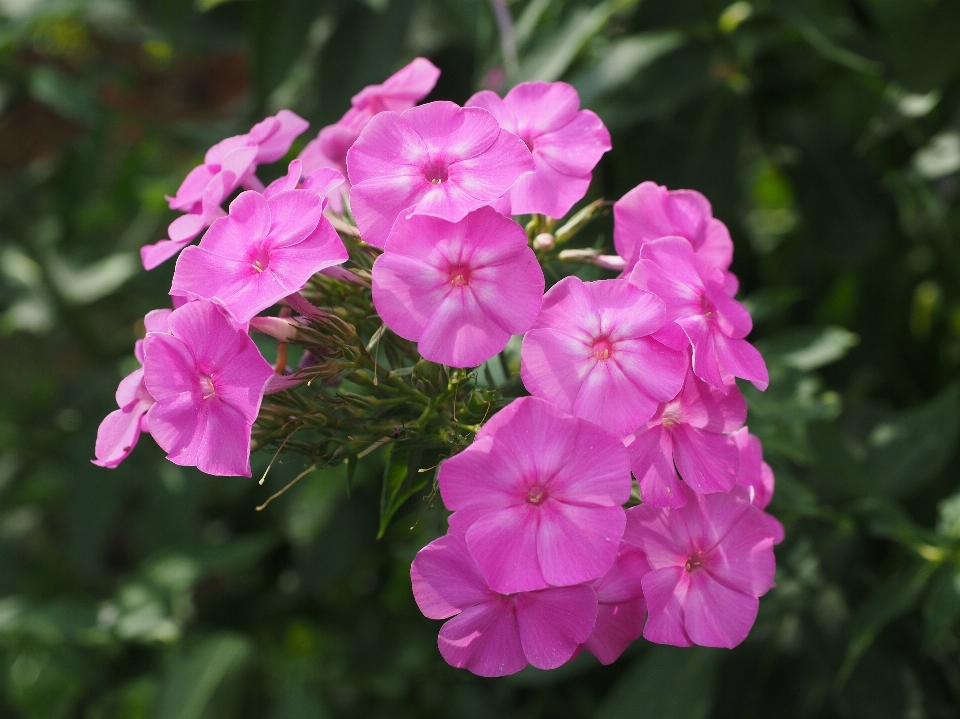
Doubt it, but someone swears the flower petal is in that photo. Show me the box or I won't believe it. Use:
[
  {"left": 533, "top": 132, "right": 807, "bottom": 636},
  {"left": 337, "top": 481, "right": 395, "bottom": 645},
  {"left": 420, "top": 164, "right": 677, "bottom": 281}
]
[{"left": 516, "top": 584, "right": 598, "bottom": 670}]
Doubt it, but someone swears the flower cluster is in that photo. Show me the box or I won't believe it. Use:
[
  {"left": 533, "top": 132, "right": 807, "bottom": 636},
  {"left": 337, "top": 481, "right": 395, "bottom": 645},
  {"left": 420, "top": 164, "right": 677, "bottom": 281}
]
[{"left": 94, "top": 58, "right": 781, "bottom": 676}]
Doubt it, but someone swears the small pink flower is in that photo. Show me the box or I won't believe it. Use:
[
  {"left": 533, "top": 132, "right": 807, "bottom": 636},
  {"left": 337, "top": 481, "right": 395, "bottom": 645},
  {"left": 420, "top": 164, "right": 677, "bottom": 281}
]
[
  {"left": 520, "top": 276, "right": 686, "bottom": 437},
  {"left": 347, "top": 101, "right": 534, "bottom": 248},
  {"left": 299, "top": 57, "right": 440, "bottom": 211},
  {"left": 411, "top": 529, "right": 598, "bottom": 677},
  {"left": 625, "top": 364, "right": 746, "bottom": 507},
  {"left": 92, "top": 309, "right": 171, "bottom": 468},
  {"left": 372, "top": 207, "right": 543, "bottom": 367},
  {"left": 582, "top": 542, "right": 650, "bottom": 665},
  {"left": 624, "top": 485, "right": 777, "bottom": 649},
  {"left": 629, "top": 236, "right": 768, "bottom": 391},
  {"left": 142, "top": 111, "right": 309, "bottom": 270},
  {"left": 466, "top": 81, "right": 611, "bottom": 218},
  {"left": 171, "top": 189, "right": 347, "bottom": 324},
  {"left": 614, "top": 181, "right": 736, "bottom": 292},
  {"left": 440, "top": 396, "right": 632, "bottom": 594},
  {"left": 732, "top": 427, "right": 784, "bottom": 543},
  {"left": 142, "top": 301, "right": 275, "bottom": 477}
]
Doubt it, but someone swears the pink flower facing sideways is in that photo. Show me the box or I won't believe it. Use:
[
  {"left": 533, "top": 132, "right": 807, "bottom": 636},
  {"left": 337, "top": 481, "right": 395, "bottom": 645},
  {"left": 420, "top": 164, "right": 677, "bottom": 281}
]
[
  {"left": 626, "top": 364, "right": 746, "bottom": 507},
  {"left": 171, "top": 186, "right": 348, "bottom": 324},
  {"left": 732, "top": 427, "right": 784, "bottom": 543},
  {"left": 614, "top": 181, "right": 737, "bottom": 293},
  {"left": 624, "top": 484, "right": 777, "bottom": 649},
  {"left": 412, "top": 529, "right": 598, "bottom": 677},
  {"left": 347, "top": 101, "right": 535, "bottom": 248},
  {"left": 439, "top": 396, "right": 632, "bottom": 594},
  {"left": 582, "top": 541, "right": 650, "bottom": 665},
  {"left": 520, "top": 276, "right": 686, "bottom": 438},
  {"left": 372, "top": 207, "right": 543, "bottom": 367},
  {"left": 142, "top": 300, "right": 275, "bottom": 477},
  {"left": 92, "top": 309, "right": 171, "bottom": 468},
  {"left": 467, "top": 81, "right": 611, "bottom": 218},
  {"left": 630, "top": 236, "right": 769, "bottom": 392},
  {"left": 299, "top": 57, "right": 440, "bottom": 211},
  {"left": 142, "top": 110, "right": 310, "bottom": 270}
]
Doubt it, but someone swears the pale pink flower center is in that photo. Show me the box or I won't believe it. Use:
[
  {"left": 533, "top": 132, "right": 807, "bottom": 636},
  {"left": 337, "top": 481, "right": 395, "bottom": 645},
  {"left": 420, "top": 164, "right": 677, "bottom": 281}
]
[
  {"left": 684, "top": 553, "right": 704, "bottom": 572},
  {"left": 592, "top": 337, "right": 614, "bottom": 361},
  {"left": 200, "top": 375, "right": 216, "bottom": 400},
  {"left": 526, "top": 485, "right": 547, "bottom": 504},
  {"left": 250, "top": 246, "right": 271, "bottom": 274},
  {"left": 448, "top": 264, "right": 471, "bottom": 288},
  {"left": 700, "top": 292, "right": 715, "bottom": 317},
  {"left": 423, "top": 160, "right": 449, "bottom": 185},
  {"left": 661, "top": 403, "right": 682, "bottom": 428},
  {"left": 519, "top": 132, "right": 535, "bottom": 153}
]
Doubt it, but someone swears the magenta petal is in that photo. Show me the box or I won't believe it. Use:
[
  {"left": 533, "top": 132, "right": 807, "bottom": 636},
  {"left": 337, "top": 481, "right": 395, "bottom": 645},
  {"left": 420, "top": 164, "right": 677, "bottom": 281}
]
[
  {"left": 402, "top": 103, "right": 500, "bottom": 158},
  {"left": 168, "top": 212, "right": 209, "bottom": 244},
  {"left": 503, "top": 154, "right": 591, "bottom": 218},
  {"left": 593, "top": 543, "right": 651, "bottom": 605},
  {"left": 684, "top": 571, "right": 758, "bottom": 648},
  {"left": 411, "top": 532, "right": 497, "bottom": 619},
  {"left": 701, "top": 218, "right": 734, "bottom": 270},
  {"left": 677, "top": 315, "right": 726, "bottom": 390},
  {"left": 438, "top": 598, "right": 527, "bottom": 677},
  {"left": 713, "top": 333, "right": 770, "bottom": 390},
  {"left": 641, "top": 566, "right": 693, "bottom": 647},
  {"left": 535, "top": 109, "right": 611, "bottom": 178},
  {"left": 145, "top": 394, "right": 201, "bottom": 466},
  {"left": 92, "top": 406, "right": 146, "bottom": 468},
  {"left": 622, "top": 503, "right": 693, "bottom": 570},
  {"left": 350, "top": 176, "right": 428, "bottom": 248},
  {"left": 199, "top": 191, "right": 270, "bottom": 255},
  {"left": 520, "top": 328, "right": 593, "bottom": 414},
  {"left": 347, "top": 111, "right": 428, "bottom": 183},
  {"left": 628, "top": 426, "right": 686, "bottom": 508},
  {"left": 465, "top": 90, "right": 516, "bottom": 130},
  {"left": 677, "top": 366, "right": 747, "bottom": 433},
  {"left": 372, "top": 253, "right": 448, "bottom": 340},
  {"left": 572, "top": 358, "right": 661, "bottom": 437},
  {"left": 536, "top": 502, "right": 625, "bottom": 587},
  {"left": 263, "top": 159, "right": 302, "bottom": 199},
  {"left": 584, "top": 598, "right": 647, "bottom": 664},
  {"left": 515, "top": 585, "right": 598, "bottom": 670},
  {"left": 194, "top": 400, "right": 254, "bottom": 477},
  {"left": 504, "top": 82, "right": 581, "bottom": 135},
  {"left": 142, "top": 333, "right": 202, "bottom": 402},
  {"left": 417, "top": 284, "right": 512, "bottom": 367},
  {"left": 254, "top": 109, "right": 309, "bottom": 163},
  {"left": 732, "top": 428, "right": 774, "bottom": 508},
  {"left": 355, "top": 56, "right": 440, "bottom": 108},
  {"left": 265, "top": 190, "right": 325, "bottom": 245},
  {"left": 141, "top": 239, "right": 188, "bottom": 270},
  {"left": 466, "top": 505, "right": 547, "bottom": 594},
  {"left": 671, "top": 424, "right": 739, "bottom": 494},
  {"left": 449, "top": 130, "right": 534, "bottom": 203}
]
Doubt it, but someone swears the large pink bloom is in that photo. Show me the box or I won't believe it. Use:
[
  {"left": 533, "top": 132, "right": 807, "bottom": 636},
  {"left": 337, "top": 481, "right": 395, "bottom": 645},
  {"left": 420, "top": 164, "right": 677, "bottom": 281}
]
[
  {"left": 625, "top": 364, "right": 746, "bottom": 507},
  {"left": 347, "top": 101, "right": 534, "bottom": 248},
  {"left": 372, "top": 207, "right": 543, "bottom": 367},
  {"left": 92, "top": 309, "right": 171, "bottom": 468},
  {"left": 614, "top": 182, "right": 736, "bottom": 291},
  {"left": 466, "top": 81, "right": 611, "bottom": 218},
  {"left": 624, "top": 485, "right": 777, "bottom": 649},
  {"left": 440, "top": 396, "right": 632, "bottom": 594},
  {"left": 299, "top": 57, "right": 440, "bottom": 211},
  {"left": 520, "top": 276, "right": 685, "bottom": 437},
  {"left": 629, "top": 236, "right": 768, "bottom": 391},
  {"left": 142, "top": 301, "right": 275, "bottom": 477},
  {"left": 171, "top": 188, "right": 347, "bottom": 324},
  {"left": 142, "top": 110, "right": 309, "bottom": 270},
  {"left": 411, "top": 529, "right": 597, "bottom": 677},
  {"left": 582, "top": 541, "right": 650, "bottom": 664}
]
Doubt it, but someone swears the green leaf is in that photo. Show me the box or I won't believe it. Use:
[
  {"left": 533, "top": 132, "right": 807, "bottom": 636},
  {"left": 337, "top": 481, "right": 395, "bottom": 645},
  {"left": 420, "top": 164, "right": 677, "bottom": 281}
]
[
  {"left": 594, "top": 645, "right": 721, "bottom": 719},
  {"left": 377, "top": 442, "right": 428, "bottom": 539},
  {"left": 755, "top": 325, "right": 860, "bottom": 372},
  {"left": 923, "top": 564, "right": 960, "bottom": 634},
  {"left": 154, "top": 634, "right": 253, "bottom": 719},
  {"left": 937, "top": 492, "right": 960, "bottom": 539}
]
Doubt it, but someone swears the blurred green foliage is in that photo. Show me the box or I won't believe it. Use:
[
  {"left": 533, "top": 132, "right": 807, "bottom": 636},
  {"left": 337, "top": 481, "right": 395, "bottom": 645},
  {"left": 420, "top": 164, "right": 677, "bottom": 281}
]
[{"left": 1, "top": 0, "right": 960, "bottom": 716}]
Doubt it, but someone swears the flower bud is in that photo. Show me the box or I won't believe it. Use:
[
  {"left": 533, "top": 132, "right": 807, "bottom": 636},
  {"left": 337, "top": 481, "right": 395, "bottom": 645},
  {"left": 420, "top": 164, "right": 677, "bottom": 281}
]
[{"left": 533, "top": 233, "right": 555, "bottom": 251}]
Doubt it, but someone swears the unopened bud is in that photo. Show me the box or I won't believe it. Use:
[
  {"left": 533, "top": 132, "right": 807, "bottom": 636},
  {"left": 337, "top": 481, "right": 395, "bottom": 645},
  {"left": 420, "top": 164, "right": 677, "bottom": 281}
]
[
  {"left": 249, "top": 316, "right": 301, "bottom": 342},
  {"left": 557, "top": 249, "right": 627, "bottom": 272},
  {"left": 533, "top": 233, "right": 555, "bottom": 251}
]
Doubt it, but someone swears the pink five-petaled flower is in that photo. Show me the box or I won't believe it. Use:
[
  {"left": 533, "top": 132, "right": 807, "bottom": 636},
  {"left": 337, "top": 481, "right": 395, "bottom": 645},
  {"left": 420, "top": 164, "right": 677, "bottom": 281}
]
[
  {"left": 732, "top": 427, "right": 784, "bottom": 543},
  {"left": 467, "top": 81, "right": 611, "bottom": 219},
  {"left": 142, "top": 301, "right": 275, "bottom": 477},
  {"left": 624, "top": 484, "right": 777, "bottom": 649},
  {"left": 347, "top": 101, "right": 535, "bottom": 248},
  {"left": 170, "top": 189, "right": 348, "bottom": 324},
  {"left": 629, "top": 236, "right": 769, "bottom": 392},
  {"left": 141, "top": 110, "right": 309, "bottom": 270},
  {"left": 625, "top": 364, "right": 746, "bottom": 507},
  {"left": 299, "top": 57, "right": 440, "bottom": 211},
  {"left": 582, "top": 541, "right": 650, "bottom": 665},
  {"left": 614, "top": 181, "right": 737, "bottom": 293},
  {"left": 520, "top": 276, "right": 686, "bottom": 437},
  {"left": 411, "top": 529, "right": 598, "bottom": 677},
  {"left": 372, "top": 207, "right": 543, "bottom": 367},
  {"left": 92, "top": 309, "right": 171, "bottom": 468},
  {"left": 439, "top": 396, "right": 632, "bottom": 594}
]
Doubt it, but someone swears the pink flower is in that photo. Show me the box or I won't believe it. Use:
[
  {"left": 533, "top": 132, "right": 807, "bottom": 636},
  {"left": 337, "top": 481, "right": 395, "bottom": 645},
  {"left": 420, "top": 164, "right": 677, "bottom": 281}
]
[
  {"left": 372, "top": 207, "right": 543, "bottom": 367},
  {"left": 625, "top": 364, "right": 746, "bottom": 507},
  {"left": 142, "top": 110, "right": 309, "bottom": 270},
  {"left": 614, "top": 182, "right": 736, "bottom": 292},
  {"left": 92, "top": 310, "right": 171, "bottom": 468},
  {"left": 439, "top": 396, "right": 632, "bottom": 594},
  {"left": 142, "top": 301, "right": 275, "bottom": 477},
  {"left": 466, "top": 81, "right": 611, "bottom": 218},
  {"left": 582, "top": 542, "right": 650, "bottom": 664},
  {"left": 520, "top": 276, "right": 686, "bottom": 437},
  {"left": 299, "top": 57, "right": 440, "bottom": 211},
  {"left": 623, "top": 485, "right": 777, "bottom": 649},
  {"left": 732, "top": 427, "right": 784, "bottom": 543},
  {"left": 170, "top": 189, "right": 347, "bottom": 324},
  {"left": 629, "top": 236, "right": 768, "bottom": 391},
  {"left": 411, "top": 529, "right": 598, "bottom": 676},
  {"left": 347, "top": 101, "right": 534, "bottom": 248}
]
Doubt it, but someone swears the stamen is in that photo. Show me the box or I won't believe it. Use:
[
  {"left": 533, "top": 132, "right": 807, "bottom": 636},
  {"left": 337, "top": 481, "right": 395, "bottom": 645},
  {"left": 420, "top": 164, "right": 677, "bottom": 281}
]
[
  {"left": 684, "top": 555, "right": 703, "bottom": 572},
  {"left": 200, "top": 376, "right": 216, "bottom": 400},
  {"left": 253, "top": 260, "right": 265, "bottom": 273},
  {"left": 451, "top": 274, "right": 467, "bottom": 287},
  {"left": 526, "top": 486, "right": 546, "bottom": 504},
  {"left": 592, "top": 338, "right": 614, "bottom": 361}
]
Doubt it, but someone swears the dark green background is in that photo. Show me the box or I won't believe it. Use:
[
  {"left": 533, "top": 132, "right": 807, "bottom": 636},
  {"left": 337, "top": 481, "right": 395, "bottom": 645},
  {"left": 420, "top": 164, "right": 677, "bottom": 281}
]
[{"left": 2, "top": 0, "right": 960, "bottom": 716}]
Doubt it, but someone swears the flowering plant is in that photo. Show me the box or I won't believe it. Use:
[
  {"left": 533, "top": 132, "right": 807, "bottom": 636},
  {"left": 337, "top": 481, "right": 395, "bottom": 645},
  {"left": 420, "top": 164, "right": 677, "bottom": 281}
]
[{"left": 94, "top": 58, "right": 780, "bottom": 676}]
